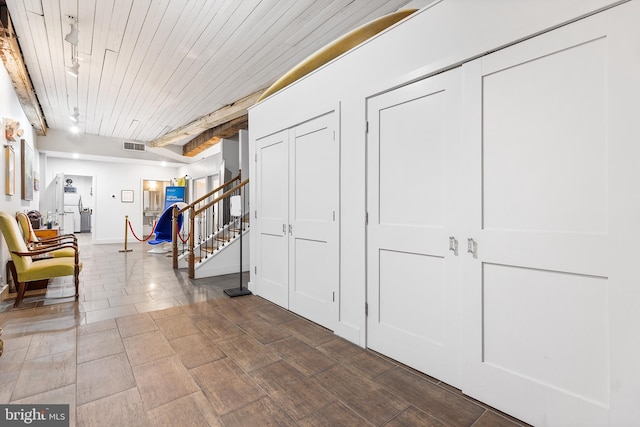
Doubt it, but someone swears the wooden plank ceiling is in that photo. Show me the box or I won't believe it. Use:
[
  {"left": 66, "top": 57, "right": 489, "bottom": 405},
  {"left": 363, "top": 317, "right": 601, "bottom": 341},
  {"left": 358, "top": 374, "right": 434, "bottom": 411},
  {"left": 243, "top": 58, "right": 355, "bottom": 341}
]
[{"left": 3, "top": 0, "right": 416, "bottom": 159}]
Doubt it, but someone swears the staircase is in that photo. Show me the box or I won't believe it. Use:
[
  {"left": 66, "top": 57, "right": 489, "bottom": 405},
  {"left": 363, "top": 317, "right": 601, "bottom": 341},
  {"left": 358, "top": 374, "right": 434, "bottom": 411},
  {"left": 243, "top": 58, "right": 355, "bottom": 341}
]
[{"left": 170, "top": 174, "right": 249, "bottom": 279}]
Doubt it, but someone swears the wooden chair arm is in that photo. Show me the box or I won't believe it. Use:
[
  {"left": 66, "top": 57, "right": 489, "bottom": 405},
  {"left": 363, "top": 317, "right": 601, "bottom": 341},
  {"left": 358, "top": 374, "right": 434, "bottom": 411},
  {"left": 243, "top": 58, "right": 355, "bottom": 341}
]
[
  {"left": 32, "top": 239, "right": 76, "bottom": 250},
  {"left": 12, "top": 242, "right": 79, "bottom": 257},
  {"left": 37, "top": 234, "right": 77, "bottom": 243}
]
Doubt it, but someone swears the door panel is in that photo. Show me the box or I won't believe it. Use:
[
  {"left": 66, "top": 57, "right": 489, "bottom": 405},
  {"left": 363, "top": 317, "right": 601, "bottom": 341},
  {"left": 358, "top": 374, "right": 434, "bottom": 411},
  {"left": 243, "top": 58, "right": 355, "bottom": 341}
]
[
  {"left": 256, "top": 131, "right": 289, "bottom": 307},
  {"left": 367, "top": 69, "right": 462, "bottom": 388},
  {"left": 289, "top": 112, "right": 339, "bottom": 330},
  {"left": 461, "top": 6, "right": 640, "bottom": 424}
]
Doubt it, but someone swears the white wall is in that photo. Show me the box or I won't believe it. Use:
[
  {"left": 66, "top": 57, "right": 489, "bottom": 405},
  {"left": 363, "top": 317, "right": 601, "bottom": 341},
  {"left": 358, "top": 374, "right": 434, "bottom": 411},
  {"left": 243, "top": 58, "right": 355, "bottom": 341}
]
[
  {"left": 0, "top": 58, "right": 39, "bottom": 287},
  {"left": 45, "top": 157, "right": 178, "bottom": 244},
  {"left": 178, "top": 152, "right": 221, "bottom": 183},
  {"left": 249, "top": 0, "right": 622, "bottom": 344}
]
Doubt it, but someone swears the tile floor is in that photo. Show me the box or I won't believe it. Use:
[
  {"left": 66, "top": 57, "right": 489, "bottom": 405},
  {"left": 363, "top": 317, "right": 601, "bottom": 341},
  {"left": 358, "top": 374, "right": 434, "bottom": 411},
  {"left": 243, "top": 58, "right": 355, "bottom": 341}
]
[{"left": 0, "top": 234, "right": 529, "bottom": 426}]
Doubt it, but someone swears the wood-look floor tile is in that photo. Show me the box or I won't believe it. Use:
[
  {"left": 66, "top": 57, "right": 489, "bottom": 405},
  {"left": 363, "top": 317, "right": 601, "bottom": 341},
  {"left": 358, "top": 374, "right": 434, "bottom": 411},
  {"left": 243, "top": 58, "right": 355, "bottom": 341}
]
[
  {"left": 250, "top": 360, "right": 335, "bottom": 420},
  {"left": 268, "top": 336, "right": 336, "bottom": 377},
  {"left": 216, "top": 334, "right": 281, "bottom": 372},
  {"left": 133, "top": 355, "right": 201, "bottom": 410},
  {"left": 318, "top": 340, "right": 395, "bottom": 380},
  {"left": 77, "top": 387, "right": 151, "bottom": 427},
  {"left": 194, "top": 314, "right": 244, "bottom": 341},
  {"left": 318, "top": 337, "right": 366, "bottom": 359},
  {"left": 22, "top": 316, "right": 80, "bottom": 335},
  {"left": 135, "top": 297, "right": 181, "bottom": 313},
  {"left": 11, "top": 384, "right": 76, "bottom": 427},
  {"left": 179, "top": 301, "right": 220, "bottom": 319},
  {"left": 342, "top": 349, "right": 396, "bottom": 379},
  {"left": 280, "top": 318, "right": 335, "bottom": 347},
  {"left": 230, "top": 294, "right": 269, "bottom": 309},
  {"left": 238, "top": 318, "right": 291, "bottom": 344},
  {"left": 216, "top": 300, "right": 260, "bottom": 321},
  {"left": 77, "top": 327, "right": 124, "bottom": 364},
  {"left": 298, "top": 401, "right": 373, "bottom": 427},
  {"left": 384, "top": 406, "right": 447, "bottom": 426},
  {"left": 77, "top": 352, "right": 136, "bottom": 405},
  {"left": 123, "top": 330, "right": 174, "bottom": 366},
  {"left": 472, "top": 410, "right": 529, "bottom": 427},
  {"left": 123, "top": 283, "right": 163, "bottom": 296},
  {"left": 169, "top": 333, "right": 226, "bottom": 369},
  {"left": 0, "top": 347, "right": 27, "bottom": 386},
  {"left": 149, "top": 305, "right": 184, "bottom": 319},
  {"left": 375, "top": 367, "right": 485, "bottom": 426},
  {"left": 220, "top": 396, "right": 297, "bottom": 427},
  {"left": 155, "top": 313, "right": 201, "bottom": 340},
  {"left": 77, "top": 318, "right": 116, "bottom": 336},
  {"left": 312, "top": 365, "right": 409, "bottom": 425},
  {"left": 1, "top": 335, "right": 32, "bottom": 352},
  {"left": 79, "top": 299, "right": 110, "bottom": 313},
  {"left": 115, "top": 312, "right": 158, "bottom": 338},
  {"left": 108, "top": 292, "right": 154, "bottom": 307},
  {"left": 25, "top": 329, "right": 76, "bottom": 360},
  {"left": 12, "top": 350, "right": 76, "bottom": 401},
  {"left": 0, "top": 381, "right": 15, "bottom": 402},
  {"left": 85, "top": 305, "right": 138, "bottom": 324},
  {"left": 190, "top": 358, "right": 265, "bottom": 415},
  {"left": 254, "top": 304, "right": 300, "bottom": 324},
  {"left": 147, "top": 391, "right": 222, "bottom": 427}
]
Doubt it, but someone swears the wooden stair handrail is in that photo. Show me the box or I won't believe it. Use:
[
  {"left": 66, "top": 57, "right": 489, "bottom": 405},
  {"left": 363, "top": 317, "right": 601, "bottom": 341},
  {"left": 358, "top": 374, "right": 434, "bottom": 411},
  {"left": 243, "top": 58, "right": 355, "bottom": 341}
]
[
  {"left": 176, "top": 173, "right": 241, "bottom": 216},
  {"left": 172, "top": 173, "right": 243, "bottom": 269},
  {"left": 188, "top": 178, "right": 249, "bottom": 278},
  {"left": 193, "top": 179, "right": 249, "bottom": 216}
]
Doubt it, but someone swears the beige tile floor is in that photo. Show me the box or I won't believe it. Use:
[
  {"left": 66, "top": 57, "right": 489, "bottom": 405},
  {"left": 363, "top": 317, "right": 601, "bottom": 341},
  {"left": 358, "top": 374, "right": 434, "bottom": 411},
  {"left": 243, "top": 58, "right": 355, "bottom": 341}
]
[{"left": 0, "top": 234, "right": 529, "bottom": 426}]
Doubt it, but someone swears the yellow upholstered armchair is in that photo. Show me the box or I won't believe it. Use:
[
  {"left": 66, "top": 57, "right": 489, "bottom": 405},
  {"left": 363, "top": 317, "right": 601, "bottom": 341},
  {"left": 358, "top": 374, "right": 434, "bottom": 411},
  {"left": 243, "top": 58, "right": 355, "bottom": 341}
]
[
  {"left": 15, "top": 212, "right": 77, "bottom": 258},
  {"left": 0, "top": 212, "right": 81, "bottom": 307}
]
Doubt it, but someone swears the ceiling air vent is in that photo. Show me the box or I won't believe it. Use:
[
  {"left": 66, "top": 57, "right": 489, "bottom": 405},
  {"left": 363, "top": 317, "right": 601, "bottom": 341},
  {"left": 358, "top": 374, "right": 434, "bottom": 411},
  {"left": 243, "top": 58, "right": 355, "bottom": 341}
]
[{"left": 123, "top": 141, "right": 146, "bottom": 152}]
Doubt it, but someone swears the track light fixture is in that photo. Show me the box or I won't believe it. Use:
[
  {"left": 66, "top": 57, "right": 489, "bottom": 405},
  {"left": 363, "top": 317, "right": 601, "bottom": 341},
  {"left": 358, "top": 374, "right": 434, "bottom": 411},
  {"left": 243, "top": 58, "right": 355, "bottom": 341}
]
[
  {"left": 69, "top": 107, "right": 79, "bottom": 123},
  {"left": 66, "top": 61, "right": 79, "bottom": 77},
  {"left": 64, "top": 16, "right": 79, "bottom": 46}
]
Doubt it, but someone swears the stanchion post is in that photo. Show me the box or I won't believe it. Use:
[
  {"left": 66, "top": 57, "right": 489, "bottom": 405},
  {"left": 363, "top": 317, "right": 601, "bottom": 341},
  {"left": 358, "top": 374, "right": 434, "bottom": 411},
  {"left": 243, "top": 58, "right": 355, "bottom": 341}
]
[{"left": 119, "top": 215, "right": 133, "bottom": 253}]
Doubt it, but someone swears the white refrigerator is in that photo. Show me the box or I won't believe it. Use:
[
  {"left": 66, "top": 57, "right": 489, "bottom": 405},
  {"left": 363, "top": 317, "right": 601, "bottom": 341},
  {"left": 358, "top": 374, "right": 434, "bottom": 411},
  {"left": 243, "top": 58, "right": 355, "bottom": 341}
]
[{"left": 63, "top": 192, "right": 82, "bottom": 233}]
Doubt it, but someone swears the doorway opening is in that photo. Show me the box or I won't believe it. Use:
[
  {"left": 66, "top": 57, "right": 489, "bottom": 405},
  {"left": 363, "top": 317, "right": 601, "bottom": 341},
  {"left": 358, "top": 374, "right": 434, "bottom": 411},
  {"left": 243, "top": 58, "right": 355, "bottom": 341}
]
[{"left": 142, "top": 180, "right": 170, "bottom": 235}]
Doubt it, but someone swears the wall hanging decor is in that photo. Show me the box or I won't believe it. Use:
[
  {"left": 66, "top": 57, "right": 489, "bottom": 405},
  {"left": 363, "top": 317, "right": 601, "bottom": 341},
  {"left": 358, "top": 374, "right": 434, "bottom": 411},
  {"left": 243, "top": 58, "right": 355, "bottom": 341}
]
[
  {"left": 21, "top": 139, "right": 33, "bottom": 201},
  {"left": 4, "top": 145, "right": 14, "bottom": 195}
]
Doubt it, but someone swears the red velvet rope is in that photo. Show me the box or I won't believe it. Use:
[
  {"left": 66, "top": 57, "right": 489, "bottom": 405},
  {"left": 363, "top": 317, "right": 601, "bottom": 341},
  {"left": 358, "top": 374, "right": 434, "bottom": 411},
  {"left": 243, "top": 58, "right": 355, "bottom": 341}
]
[
  {"left": 177, "top": 222, "right": 190, "bottom": 243},
  {"left": 126, "top": 219, "right": 157, "bottom": 242}
]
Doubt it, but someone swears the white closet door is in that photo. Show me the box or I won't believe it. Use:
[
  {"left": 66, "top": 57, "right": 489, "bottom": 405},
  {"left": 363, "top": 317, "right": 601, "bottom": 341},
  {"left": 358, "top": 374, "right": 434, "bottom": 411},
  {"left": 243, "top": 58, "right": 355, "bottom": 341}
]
[
  {"left": 367, "top": 69, "right": 463, "bottom": 388},
  {"left": 256, "top": 130, "right": 289, "bottom": 308},
  {"left": 461, "top": 3, "right": 640, "bottom": 425},
  {"left": 289, "top": 111, "right": 339, "bottom": 330}
]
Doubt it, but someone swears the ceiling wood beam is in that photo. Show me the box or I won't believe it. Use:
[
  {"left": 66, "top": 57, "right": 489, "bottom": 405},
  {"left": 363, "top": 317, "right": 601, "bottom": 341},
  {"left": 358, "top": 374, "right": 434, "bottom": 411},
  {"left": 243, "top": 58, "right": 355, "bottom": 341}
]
[
  {"left": 150, "top": 89, "right": 262, "bottom": 148},
  {"left": 0, "top": 5, "right": 47, "bottom": 136},
  {"left": 182, "top": 115, "right": 248, "bottom": 157}
]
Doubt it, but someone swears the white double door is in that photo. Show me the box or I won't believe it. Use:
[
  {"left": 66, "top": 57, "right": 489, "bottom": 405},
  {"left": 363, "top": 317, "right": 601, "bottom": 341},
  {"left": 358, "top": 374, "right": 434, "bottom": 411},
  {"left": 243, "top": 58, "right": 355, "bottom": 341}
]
[
  {"left": 367, "top": 2, "right": 640, "bottom": 425},
  {"left": 255, "top": 111, "right": 339, "bottom": 331}
]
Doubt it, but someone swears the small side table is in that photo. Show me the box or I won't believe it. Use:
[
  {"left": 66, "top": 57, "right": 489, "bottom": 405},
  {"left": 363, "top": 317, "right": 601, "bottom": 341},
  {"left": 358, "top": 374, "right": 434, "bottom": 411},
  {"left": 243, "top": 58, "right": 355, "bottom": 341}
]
[{"left": 34, "top": 228, "right": 59, "bottom": 239}]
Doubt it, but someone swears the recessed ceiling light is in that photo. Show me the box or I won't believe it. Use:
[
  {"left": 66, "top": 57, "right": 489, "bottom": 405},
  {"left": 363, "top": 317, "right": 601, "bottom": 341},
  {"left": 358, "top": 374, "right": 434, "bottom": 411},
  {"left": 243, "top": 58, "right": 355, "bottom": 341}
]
[
  {"left": 70, "top": 125, "right": 80, "bottom": 133},
  {"left": 72, "top": 153, "right": 79, "bottom": 159}
]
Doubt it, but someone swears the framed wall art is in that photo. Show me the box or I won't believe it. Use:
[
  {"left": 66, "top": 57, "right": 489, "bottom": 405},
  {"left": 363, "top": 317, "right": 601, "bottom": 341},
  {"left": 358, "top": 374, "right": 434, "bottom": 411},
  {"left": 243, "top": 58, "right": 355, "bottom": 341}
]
[
  {"left": 21, "top": 139, "right": 33, "bottom": 201},
  {"left": 5, "top": 145, "right": 14, "bottom": 195},
  {"left": 121, "top": 189, "right": 134, "bottom": 203}
]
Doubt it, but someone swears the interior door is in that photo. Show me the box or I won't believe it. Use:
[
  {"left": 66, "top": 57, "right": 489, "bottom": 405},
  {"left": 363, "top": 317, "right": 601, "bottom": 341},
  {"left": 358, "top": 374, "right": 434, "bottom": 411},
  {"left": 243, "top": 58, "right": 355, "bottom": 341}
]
[
  {"left": 256, "top": 130, "right": 289, "bottom": 308},
  {"left": 288, "top": 111, "right": 339, "bottom": 330},
  {"left": 461, "top": 4, "right": 640, "bottom": 425},
  {"left": 367, "top": 69, "right": 463, "bottom": 388}
]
